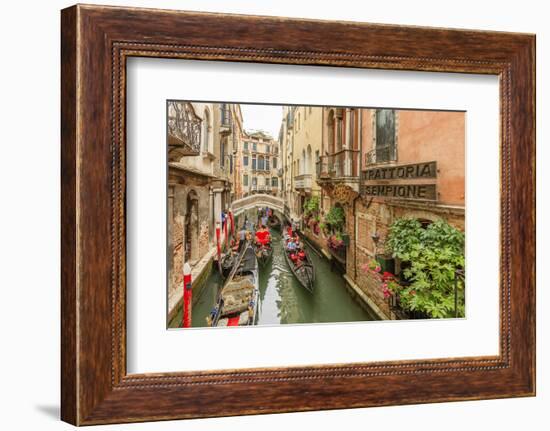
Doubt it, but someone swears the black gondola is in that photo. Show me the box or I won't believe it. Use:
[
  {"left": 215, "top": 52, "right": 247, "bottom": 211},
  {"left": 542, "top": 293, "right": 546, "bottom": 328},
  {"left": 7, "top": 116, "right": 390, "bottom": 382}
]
[
  {"left": 208, "top": 245, "right": 260, "bottom": 327},
  {"left": 254, "top": 242, "right": 273, "bottom": 267},
  {"left": 268, "top": 215, "right": 281, "bottom": 230},
  {"left": 283, "top": 243, "right": 315, "bottom": 292},
  {"left": 219, "top": 252, "right": 236, "bottom": 278}
]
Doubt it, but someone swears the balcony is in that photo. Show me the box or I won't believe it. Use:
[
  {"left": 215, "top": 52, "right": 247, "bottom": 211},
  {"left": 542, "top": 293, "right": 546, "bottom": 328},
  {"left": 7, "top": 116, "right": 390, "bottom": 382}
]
[
  {"left": 316, "top": 156, "right": 329, "bottom": 179},
  {"left": 294, "top": 174, "right": 313, "bottom": 191},
  {"left": 317, "top": 149, "right": 360, "bottom": 180},
  {"left": 328, "top": 149, "right": 360, "bottom": 178},
  {"left": 316, "top": 149, "right": 360, "bottom": 192},
  {"left": 364, "top": 145, "right": 397, "bottom": 167}
]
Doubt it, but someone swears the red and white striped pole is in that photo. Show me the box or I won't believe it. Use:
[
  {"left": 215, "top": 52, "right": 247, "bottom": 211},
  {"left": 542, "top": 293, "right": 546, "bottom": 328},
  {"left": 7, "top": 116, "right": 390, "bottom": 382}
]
[
  {"left": 215, "top": 221, "right": 221, "bottom": 262},
  {"left": 182, "top": 262, "right": 192, "bottom": 328}
]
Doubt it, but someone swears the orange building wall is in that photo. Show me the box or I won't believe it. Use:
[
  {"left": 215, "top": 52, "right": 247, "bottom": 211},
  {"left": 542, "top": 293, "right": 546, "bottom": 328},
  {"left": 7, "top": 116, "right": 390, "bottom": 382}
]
[
  {"left": 397, "top": 110, "right": 465, "bottom": 206},
  {"left": 360, "top": 109, "right": 465, "bottom": 207}
]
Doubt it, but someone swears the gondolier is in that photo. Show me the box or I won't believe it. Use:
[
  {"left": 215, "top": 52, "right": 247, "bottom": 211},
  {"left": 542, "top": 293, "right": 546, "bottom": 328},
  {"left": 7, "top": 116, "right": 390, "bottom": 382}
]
[
  {"left": 238, "top": 224, "right": 247, "bottom": 251},
  {"left": 255, "top": 225, "right": 270, "bottom": 246}
]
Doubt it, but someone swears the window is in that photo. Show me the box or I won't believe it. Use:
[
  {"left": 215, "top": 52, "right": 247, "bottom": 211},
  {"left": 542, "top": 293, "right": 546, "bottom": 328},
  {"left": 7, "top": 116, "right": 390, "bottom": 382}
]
[
  {"left": 220, "top": 137, "right": 225, "bottom": 168},
  {"left": 202, "top": 109, "right": 210, "bottom": 152},
  {"left": 243, "top": 141, "right": 248, "bottom": 151},
  {"left": 220, "top": 104, "right": 231, "bottom": 127},
  {"left": 252, "top": 142, "right": 257, "bottom": 151},
  {"left": 273, "top": 157, "right": 278, "bottom": 169},
  {"left": 375, "top": 109, "right": 397, "bottom": 162},
  {"left": 265, "top": 144, "right": 270, "bottom": 153},
  {"left": 243, "top": 155, "right": 249, "bottom": 166},
  {"left": 252, "top": 177, "right": 257, "bottom": 186},
  {"left": 252, "top": 156, "right": 257, "bottom": 170},
  {"left": 243, "top": 174, "right": 249, "bottom": 186},
  {"left": 266, "top": 158, "right": 270, "bottom": 171},
  {"left": 258, "top": 156, "right": 265, "bottom": 171},
  {"left": 271, "top": 177, "right": 278, "bottom": 187}
]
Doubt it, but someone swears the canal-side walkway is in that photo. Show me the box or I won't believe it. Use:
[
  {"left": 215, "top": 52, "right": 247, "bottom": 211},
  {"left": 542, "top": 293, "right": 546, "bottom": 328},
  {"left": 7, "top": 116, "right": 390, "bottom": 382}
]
[{"left": 168, "top": 246, "right": 217, "bottom": 324}]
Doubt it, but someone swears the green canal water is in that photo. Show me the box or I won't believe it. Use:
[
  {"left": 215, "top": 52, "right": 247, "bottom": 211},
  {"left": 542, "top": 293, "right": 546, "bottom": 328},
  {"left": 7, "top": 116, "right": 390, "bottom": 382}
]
[{"left": 170, "top": 215, "right": 377, "bottom": 328}]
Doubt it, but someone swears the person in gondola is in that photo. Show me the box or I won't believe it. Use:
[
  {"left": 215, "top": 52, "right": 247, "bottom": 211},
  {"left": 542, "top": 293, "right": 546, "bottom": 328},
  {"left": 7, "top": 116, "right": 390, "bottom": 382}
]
[
  {"left": 286, "top": 238, "right": 297, "bottom": 252},
  {"left": 237, "top": 224, "right": 247, "bottom": 251},
  {"left": 255, "top": 225, "right": 270, "bottom": 247}
]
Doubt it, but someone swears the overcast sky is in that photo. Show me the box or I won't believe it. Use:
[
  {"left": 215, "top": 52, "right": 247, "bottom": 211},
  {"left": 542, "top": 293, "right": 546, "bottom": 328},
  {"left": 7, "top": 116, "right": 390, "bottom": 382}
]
[{"left": 240, "top": 104, "right": 284, "bottom": 139}]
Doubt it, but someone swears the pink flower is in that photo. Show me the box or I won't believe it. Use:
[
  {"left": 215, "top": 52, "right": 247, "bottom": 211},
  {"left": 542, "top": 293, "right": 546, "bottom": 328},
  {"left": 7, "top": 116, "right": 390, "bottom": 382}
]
[{"left": 374, "top": 266, "right": 381, "bottom": 273}]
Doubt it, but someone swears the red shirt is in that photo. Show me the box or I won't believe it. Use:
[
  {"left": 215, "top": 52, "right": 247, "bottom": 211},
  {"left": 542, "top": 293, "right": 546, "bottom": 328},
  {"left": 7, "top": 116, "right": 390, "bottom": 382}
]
[{"left": 255, "top": 230, "right": 270, "bottom": 245}]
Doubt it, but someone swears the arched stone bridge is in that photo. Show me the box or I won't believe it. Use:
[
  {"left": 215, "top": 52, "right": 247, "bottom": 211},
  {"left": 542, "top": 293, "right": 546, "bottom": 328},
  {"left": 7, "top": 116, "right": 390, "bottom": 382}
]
[{"left": 231, "top": 193, "right": 285, "bottom": 217}]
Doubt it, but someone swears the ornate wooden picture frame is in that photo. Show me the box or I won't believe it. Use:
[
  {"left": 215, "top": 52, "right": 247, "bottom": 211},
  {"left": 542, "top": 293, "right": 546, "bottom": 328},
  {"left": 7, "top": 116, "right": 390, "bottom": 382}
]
[{"left": 61, "top": 4, "right": 535, "bottom": 425}]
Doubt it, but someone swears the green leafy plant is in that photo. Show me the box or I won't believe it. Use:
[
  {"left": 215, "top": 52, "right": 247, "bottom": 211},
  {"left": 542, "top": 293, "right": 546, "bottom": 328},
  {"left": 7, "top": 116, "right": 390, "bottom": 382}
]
[
  {"left": 303, "top": 196, "right": 320, "bottom": 218},
  {"left": 324, "top": 206, "right": 345, "bottom": 232},
  {"left": 385, "top": 218, "right": 465, "bottom": 318}
]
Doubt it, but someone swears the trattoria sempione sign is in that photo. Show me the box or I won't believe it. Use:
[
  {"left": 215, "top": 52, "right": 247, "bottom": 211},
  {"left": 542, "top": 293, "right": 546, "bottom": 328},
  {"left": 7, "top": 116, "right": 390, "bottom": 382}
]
[{"left": 360, "top": 161, "right": 437, "bottom": 201}]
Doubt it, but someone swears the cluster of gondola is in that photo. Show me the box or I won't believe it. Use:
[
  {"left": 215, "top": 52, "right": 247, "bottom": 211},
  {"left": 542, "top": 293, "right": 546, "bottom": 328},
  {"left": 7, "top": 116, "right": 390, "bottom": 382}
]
[{"left": 209, "top": 209, "right": 316, "bottom": 327}]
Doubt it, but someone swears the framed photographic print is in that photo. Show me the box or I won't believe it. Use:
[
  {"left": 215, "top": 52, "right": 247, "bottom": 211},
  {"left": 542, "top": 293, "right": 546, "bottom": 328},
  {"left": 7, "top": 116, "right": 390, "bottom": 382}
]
[{"left": 61, "top": 4, "right": 536, "bottom": 425}]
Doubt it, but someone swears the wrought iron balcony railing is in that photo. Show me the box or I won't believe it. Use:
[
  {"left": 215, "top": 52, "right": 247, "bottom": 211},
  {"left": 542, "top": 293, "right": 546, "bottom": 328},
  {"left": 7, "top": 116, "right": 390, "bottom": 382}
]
[
  {"left": 364, "top": 145, "right": 397, "bottom": 166},
  {"left": 167, "top": 101, "right": 202, "bottom": 156},
  {"left": 316, "top": 149, "right": 360, "bottom": 180},
  {"left": 328, "top": 149, "right": 360, "bottom": 178}
]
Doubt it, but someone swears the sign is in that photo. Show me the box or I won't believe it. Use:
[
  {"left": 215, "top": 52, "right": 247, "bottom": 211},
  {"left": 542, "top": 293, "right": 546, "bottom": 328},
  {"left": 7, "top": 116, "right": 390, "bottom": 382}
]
[
  {"left": 362, "top": 161, "right": 437, "bottom": 181},
  {"left": 361, "top": 184, "right": 437, "bottom": 201},
  {"left": 360, "top": 161, "right": 438, "bottom": 201}
]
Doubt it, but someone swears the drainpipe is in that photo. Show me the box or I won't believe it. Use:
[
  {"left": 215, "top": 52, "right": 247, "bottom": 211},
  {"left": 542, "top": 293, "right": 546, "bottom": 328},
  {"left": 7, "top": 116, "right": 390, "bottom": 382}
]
[{"left": 353, "top": 110, "right": 363, "bottom": 282}]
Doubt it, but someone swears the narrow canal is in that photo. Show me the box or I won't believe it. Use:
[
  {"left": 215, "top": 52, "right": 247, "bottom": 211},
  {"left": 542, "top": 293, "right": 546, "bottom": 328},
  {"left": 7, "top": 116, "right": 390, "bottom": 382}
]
[{"left": 170, "top": 210, "right": 377, "bottom": 328}]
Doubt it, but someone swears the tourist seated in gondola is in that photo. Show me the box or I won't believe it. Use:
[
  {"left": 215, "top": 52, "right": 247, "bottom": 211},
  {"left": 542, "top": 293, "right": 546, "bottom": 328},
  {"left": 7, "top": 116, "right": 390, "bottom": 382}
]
[
  {"left": 255, "top": 225, "right": 271, "bottom": 247},
  {"left": 289, "top": 247, "right": 305, "bottom": 266},
  {"left": 286, "top": 224, "right": 293, "bottom": 238},
  {"left": 286, "top": 238, "right": 297, "bottom": 252}
]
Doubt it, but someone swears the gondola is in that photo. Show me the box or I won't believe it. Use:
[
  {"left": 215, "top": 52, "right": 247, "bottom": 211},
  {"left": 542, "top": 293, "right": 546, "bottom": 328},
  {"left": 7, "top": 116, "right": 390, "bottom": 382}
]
[
  {"left": 268, "top": 216, "right": 281, "bottom": 230},
  {"left": 219, "top": 251, "right": 236, "bottom": 278},
  {"left": 283, "top": 243, "right": 315, "bottom": 292},
  {"left": 254, "top": 242, "right": 273, "bottom": 267},
  {"left": 207, "top": 245, "right": 260, "bottom": 327}
]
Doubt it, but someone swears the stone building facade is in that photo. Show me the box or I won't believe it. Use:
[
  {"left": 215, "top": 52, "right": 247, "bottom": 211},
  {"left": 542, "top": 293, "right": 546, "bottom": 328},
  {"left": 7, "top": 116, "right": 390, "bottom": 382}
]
[
  {"left": 241, "top": 130, "right": 281, "bottom": 197},
  {"left": 167, "top": 102, "right": 243, "bottom": 317},
  {"left": 279, "top": 106, "right": 323, "bottom": 222}
]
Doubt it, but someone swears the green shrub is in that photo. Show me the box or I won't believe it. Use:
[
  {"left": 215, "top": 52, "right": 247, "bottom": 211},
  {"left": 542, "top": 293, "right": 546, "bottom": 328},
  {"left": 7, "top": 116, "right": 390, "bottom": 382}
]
[{"left": 386, "top": 218, "right": 465, "bottom": 318}]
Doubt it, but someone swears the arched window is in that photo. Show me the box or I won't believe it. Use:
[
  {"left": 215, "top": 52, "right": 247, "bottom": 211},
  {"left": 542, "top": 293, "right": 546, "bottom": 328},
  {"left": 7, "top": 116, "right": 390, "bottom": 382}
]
[
  {"left": 306, "top": 145, "right": 312, "bottom": 175},
  {"left": 202, "top": 108, "right": 210, "bottom": 153},
  {"left": 327, "top": 109, "right": 335, "bottom": 154},
  {"left": 375, "top": 109, "right": 397, "bottom": 162}
]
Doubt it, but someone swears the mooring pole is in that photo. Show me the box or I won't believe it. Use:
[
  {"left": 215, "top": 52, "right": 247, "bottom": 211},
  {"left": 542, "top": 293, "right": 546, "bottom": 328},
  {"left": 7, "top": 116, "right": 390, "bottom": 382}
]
[
  {"left": 182, "top": 262, "right": 192, "bottom": 328},
  {"left": 215, "top": 221, "right": 222, "bottom": 273}
]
